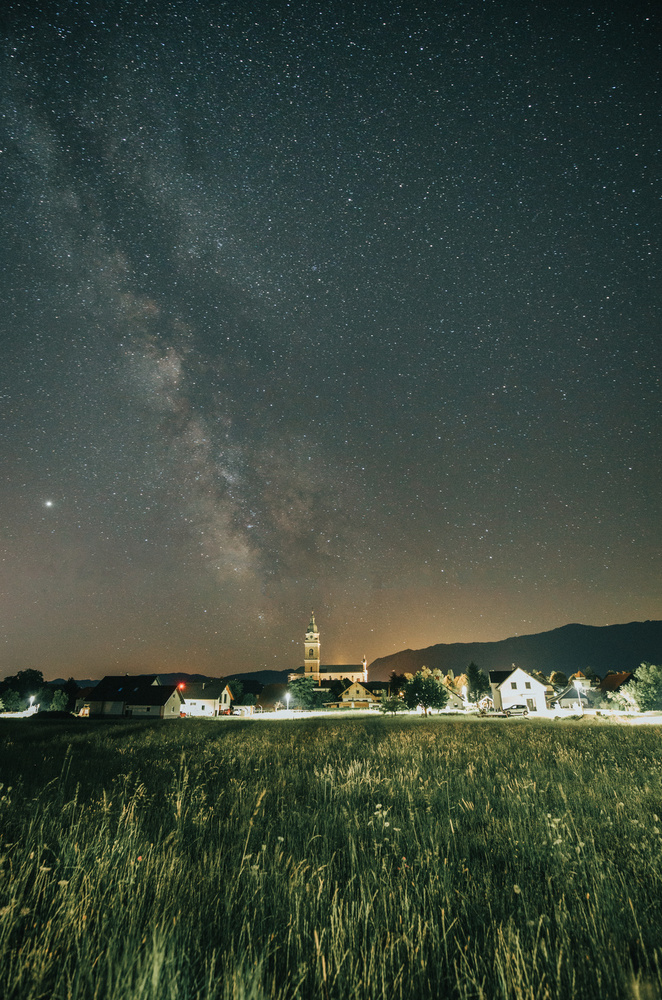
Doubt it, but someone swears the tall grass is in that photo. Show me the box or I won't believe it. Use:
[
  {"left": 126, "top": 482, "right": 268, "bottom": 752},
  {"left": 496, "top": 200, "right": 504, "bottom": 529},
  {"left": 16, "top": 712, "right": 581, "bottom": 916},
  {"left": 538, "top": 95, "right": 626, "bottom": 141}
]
[{"left": 0, "top": 716, "right": 661, "bottom": 999}]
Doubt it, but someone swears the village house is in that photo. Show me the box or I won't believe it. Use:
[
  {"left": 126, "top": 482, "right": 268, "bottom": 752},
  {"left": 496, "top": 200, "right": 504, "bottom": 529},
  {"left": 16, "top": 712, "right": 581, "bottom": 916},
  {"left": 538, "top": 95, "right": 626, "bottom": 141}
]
[
  {"left": 326, "top": 680, "right": 389, "bottom": 710},
  {"left": 78, "top": 675, "right": 183, "bottom": 719},
  {"left": 488, "top": 666, "right": 548, "bottom": 714},
  {"left": 599, "top": 671, "right": 634, "bottom": 698},
  {"left": 554, "top": 683, "right": 590, "bottom": 711},
  {"left": 180, "top": 680, "right": 233, "bottom": 717}
]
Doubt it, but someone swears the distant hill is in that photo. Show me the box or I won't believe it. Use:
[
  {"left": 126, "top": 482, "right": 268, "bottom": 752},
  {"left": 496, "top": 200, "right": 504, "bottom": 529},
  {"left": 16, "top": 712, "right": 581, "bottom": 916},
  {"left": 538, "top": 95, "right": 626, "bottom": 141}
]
[{"left": 368, "top": 620, "right": 662, "bottom": 680}]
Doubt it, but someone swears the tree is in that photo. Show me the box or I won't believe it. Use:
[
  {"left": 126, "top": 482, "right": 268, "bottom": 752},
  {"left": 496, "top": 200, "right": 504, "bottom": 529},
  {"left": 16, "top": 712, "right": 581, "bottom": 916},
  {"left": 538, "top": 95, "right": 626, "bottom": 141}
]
[
  {"left": 37, "top": 686, "right": 54, "bottom": 710},
  {"left": 227, "top": 679, "right": 244, "bottom": 702},
  {"left": 550, "top": 671, "right": 568, "bottom": 690},
  {"left": 288, "top": 676, "right": 326, "bottom": 711},
  {"left": 403, "top": 667, "right": 449, "bottom": 716},
  {"left": 49, "top": 690, "right": 69, "bottom": 712},
  {"left": 389, "top": 672, "right": 407, "bottom": 696},
  {"left": 1, "top": 669, "right": 44, "bottom": 699},
  {"left": 612, "top": 663, "right": 662, "bottom": 712},
  {"left": 465, "top": 662, "right": 490, "bottom": 702},
  {"left": 379, "top": 694, "right": 406, "bottom": 715},
  {"left": 1, "top": 689, "right": 22, "bottom": 712}
]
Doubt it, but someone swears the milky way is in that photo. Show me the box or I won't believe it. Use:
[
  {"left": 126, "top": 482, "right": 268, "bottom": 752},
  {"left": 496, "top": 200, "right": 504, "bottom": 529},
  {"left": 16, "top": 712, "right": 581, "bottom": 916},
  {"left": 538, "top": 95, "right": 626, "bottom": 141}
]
[{"left": 1, "top": 2, "right": 659, "bottom": 676}]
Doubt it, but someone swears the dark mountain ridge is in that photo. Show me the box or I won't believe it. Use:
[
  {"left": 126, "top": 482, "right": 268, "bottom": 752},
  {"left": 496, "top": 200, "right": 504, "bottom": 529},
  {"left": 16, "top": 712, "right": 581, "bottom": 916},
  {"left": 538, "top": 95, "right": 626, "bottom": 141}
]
[
  {"left": 56, "top": 622, "right": 661, "bottom": 689},
  {"left": 368, "top": 620, "right": 662, "bottom": 680}
]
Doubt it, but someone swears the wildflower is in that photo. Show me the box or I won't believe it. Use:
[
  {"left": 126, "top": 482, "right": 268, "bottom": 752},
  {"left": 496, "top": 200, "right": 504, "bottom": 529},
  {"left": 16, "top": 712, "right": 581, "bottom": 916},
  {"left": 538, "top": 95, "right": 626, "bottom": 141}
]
[
  {"left": 513, "top": 885, "right": 521, "bottom": 895},
  {"left": 137, "top": 856, "right": 143, "bottom": 862},
  {"left": 277, "top": 836, "right": 284, "bottom": 842}
]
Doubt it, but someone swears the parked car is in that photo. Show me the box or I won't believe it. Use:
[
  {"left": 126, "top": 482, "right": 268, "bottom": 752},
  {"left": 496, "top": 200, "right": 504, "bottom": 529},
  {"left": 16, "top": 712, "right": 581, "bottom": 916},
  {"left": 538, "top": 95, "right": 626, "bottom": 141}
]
[{"left": 503, "top": 703, "right": 529, "bottom": 717}]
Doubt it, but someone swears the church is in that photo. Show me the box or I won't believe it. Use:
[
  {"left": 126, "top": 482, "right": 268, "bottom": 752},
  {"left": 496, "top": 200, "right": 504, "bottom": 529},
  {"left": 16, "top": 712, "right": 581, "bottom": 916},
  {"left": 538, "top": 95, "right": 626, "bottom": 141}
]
[{"left": 288, "top": 612, "right": 368, "bottom": 685}]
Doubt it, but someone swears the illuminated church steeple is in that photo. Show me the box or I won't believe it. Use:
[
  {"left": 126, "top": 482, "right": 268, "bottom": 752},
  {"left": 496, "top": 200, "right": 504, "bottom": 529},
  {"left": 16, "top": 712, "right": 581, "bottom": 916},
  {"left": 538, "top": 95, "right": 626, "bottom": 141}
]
[{"left": 304, "top": 611, "right": 321, "bottom": 675}]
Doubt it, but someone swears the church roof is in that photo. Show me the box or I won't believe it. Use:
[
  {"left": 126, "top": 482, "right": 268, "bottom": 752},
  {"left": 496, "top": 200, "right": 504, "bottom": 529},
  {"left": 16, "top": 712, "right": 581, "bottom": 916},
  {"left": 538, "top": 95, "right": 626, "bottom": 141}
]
[{"left": 290, "top": 664, "right": 365, "bottom": 676}]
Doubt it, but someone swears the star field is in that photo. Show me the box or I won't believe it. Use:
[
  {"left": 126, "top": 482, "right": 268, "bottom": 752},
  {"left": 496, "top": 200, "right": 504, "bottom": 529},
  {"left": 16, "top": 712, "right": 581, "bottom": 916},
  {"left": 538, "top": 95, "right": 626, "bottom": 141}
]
[{"left": 1, "top": 1, "right": 660, "bottom": 676}]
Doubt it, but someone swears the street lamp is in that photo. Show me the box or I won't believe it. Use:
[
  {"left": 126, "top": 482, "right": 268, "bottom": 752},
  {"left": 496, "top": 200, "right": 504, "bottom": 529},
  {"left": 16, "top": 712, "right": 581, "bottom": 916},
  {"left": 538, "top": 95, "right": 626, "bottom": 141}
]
[{"left": 574, "top": 679, "right": 584, "bottom": 715}]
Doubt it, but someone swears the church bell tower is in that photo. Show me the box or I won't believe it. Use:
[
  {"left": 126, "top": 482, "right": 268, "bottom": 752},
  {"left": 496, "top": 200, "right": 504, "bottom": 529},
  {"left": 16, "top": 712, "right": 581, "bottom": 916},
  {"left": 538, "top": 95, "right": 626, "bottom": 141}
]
[{"left": 304, "top": 611, "right": 321, "bottom": 675}]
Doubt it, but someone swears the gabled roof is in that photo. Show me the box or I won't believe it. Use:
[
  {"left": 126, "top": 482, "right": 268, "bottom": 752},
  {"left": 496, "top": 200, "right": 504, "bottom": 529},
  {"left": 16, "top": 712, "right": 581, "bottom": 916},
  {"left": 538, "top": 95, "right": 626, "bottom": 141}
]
[
  {"left": 90, "top": 675, "right": 160, "bottom": 701},
  {"left": 340, "top": 680, "right": 370, "bottom": 695},
  {"left": 125, "top": 685, "right": 183, "bottom": 707},
  {"left": 488, "top": 670, "right": 512, "bottom": 684},
  {"left": 182, "top": 680, "right": 232, "bottom": 700},
  {"left": 599, "top": 671, "right": 633, "bottom": 693},
  {"left": 490, "top": 667, "right": 546, "bottom": 690},
  {"left": 555, "top": 684, "right": 589, "bottom": 703}
]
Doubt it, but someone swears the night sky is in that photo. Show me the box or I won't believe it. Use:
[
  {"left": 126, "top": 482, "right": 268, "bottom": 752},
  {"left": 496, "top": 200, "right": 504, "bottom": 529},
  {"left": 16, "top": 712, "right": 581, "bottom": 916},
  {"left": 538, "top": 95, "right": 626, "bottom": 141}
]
[{"left": 1, "top": 1, "right": 660, "bottom": 679}]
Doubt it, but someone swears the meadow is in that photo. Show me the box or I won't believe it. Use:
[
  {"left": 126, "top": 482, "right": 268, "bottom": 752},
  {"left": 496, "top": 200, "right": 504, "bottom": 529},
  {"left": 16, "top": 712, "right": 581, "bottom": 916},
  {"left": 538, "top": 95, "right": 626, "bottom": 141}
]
[{"left": 0, "top": 715, "right": 660, "bottom": 1000}]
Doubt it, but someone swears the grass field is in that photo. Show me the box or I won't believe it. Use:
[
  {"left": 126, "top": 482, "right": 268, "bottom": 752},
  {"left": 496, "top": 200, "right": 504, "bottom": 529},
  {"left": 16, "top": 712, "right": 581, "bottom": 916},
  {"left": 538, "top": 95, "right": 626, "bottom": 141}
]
[{"left": 0, "top": 715, "right": 661, "bottom": 1000}]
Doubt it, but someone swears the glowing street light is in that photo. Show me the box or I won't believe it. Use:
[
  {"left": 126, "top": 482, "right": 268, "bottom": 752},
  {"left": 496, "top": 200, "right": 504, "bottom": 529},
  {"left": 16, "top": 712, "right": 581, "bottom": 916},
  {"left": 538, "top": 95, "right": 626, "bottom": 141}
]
[{"left": 574, "top": 679, "right": 584, "bottom": 715}]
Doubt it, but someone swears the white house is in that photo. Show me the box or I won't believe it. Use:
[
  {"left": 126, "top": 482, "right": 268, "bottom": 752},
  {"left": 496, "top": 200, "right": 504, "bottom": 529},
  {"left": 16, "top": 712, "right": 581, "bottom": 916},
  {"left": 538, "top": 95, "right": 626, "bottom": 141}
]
[
  {"left": 488, "top": 667, "right": 547, "bottom": 714},
  {"left": 180, "top": 680, "right": 233, "bottom": 717}
]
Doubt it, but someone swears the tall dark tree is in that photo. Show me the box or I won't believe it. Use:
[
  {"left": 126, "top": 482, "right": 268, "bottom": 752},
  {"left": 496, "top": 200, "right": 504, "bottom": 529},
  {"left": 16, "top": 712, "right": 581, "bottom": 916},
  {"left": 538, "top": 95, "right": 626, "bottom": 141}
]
[
  {"left": 227, "top": 679, "right": 244, "bottom": 702},
  {"left": 389, "top": 672, "right": 408, "bottom": 696},
  {"left": 288, "top": 676, "right": 326, "bottom": 710},
  {"left": 465, "top": 662, "right": 490, "bottom": 702}
]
